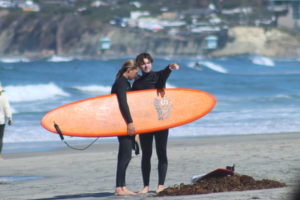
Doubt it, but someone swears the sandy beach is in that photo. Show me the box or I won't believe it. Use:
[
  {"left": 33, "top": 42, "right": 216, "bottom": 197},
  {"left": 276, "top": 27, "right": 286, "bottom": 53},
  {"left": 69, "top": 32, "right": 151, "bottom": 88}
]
[{"left": 1, "top": 132, "right": 300, "bottom": 200}]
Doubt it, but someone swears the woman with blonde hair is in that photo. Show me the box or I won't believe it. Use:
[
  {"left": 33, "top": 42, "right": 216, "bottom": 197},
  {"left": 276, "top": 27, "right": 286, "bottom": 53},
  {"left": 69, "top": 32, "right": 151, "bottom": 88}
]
[{"left": 111, "top": 59, "right": 139, "bottom": 195}]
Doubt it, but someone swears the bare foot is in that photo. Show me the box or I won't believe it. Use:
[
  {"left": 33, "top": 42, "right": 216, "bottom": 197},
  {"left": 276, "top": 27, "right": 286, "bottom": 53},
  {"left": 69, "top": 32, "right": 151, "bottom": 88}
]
[
  {"left": 0, "top": 155, "right": 3, "bottom": 160},
  {"left": 139, "top": 186, "right": 149, "bottom": 194},
  {"left": 122, "top": 187, "right": 136, "bottom": 195},
  {"left": 115, "top": 187, "right": 124, "bottom": 196},
  {"left": 156, "top": 185, "right": 164, "bottom": 193},
  {"left": 115, "top": 187, "right": 136, "bottom": 196}
]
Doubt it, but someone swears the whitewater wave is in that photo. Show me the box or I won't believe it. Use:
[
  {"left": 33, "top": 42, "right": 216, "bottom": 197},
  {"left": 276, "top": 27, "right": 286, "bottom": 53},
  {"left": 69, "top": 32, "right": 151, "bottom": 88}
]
[
  {"left": 0, "top": 57, "right": 31, "bottom": 63},
  {"left": 4, "top": 124, "right": 113, "bottom": 143},
  {"left": 250, "top": 55, "right": 275, "bottom": 67},
  {"left": 73, "top": 83, "right": 176, "bottom": 94},
  {"left": 166, "top": 82, "right": 176, "bottom": 88},
  {"left": 5, "top": 83, "right": 69, "bottom": 103},
  {"left": 263, "top": 94, "right": 300, "bottom": 102},
  {"left": 73, "top": 85, "right": 112, "bottom": 94},
  {"left": 47, "top": 56, "right": 74, "bottom": 62},
  {"left": 187, "top": 61, "right": 202, "bottom": 71},
  {"left": 4, "top": 125, "right": 59, "bottom": 143},
  {"left": 200, "top": 61, "right": 228, "bottom": 73},
  {"left": 187, "top": 60, "right": 228, "bottom": 73}
]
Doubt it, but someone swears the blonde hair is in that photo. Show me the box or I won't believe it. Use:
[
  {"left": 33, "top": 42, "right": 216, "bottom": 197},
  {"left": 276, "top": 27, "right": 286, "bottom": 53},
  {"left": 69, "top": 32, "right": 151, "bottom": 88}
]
[{"left": 116, "top": 59, "right": 138, "bottom": 79}]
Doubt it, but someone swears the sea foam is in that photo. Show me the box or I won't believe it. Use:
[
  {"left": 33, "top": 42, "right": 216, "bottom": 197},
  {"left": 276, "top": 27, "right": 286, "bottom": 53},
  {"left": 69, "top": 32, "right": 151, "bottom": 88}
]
[
  {"left": 47, "top": 56, "right": 74, "bottom": 62},
  {"left": 250, "top": 55, "right": 275, "bottom": 67},
  {"left": 166, "top": 82, "right": 176, "bottom": 88},
  {"left": 73, "top": 85, "right": 112, "bottom": 95},
  {"left": 4, "top": 83, "right": 69, "bottom": 103},
  {"left": 200, "top": 61, "right": 228, "bottom": 73},
  {"left": 73, "top": 83, "right": 176, "bottom": 95},
  {"left": 0, "top": 57, "right": 31, "bottom": 63},
  {"left": 187, "top": 60, "right": 228, "bottom": 73}
]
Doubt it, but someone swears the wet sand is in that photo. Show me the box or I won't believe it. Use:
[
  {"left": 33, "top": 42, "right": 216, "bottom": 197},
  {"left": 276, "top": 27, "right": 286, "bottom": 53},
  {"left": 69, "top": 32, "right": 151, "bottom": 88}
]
[{"left": 1, "top": 132, "right": 300, "bottom": 200}]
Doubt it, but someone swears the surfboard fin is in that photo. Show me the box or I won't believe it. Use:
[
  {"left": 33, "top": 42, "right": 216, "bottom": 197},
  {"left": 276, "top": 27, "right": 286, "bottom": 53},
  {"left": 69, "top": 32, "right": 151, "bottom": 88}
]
[{"left": 54, "top": 121, "right": 64, "bottom": 141}]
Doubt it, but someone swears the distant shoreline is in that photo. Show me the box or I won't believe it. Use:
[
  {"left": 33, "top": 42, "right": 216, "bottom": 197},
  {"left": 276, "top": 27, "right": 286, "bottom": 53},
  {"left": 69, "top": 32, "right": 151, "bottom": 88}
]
[{"left": 0, "top": 52, "right": 299, "bottom": 63}]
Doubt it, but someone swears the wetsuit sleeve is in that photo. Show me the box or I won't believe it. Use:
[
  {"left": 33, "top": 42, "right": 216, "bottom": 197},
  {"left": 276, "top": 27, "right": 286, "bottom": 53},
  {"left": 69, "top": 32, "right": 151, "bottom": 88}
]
[
  {"left": 156, "top": 66, "right": 172, "bottom": 89},
  {"left": 115, "top": 83, "right": 133, "bottom": 124}
]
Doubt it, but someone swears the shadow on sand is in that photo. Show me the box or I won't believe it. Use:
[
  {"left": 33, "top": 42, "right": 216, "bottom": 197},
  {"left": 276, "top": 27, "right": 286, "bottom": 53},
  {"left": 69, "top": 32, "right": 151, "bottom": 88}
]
[{"left": 30, "top": 192, "right": 114, "bottom": 200}]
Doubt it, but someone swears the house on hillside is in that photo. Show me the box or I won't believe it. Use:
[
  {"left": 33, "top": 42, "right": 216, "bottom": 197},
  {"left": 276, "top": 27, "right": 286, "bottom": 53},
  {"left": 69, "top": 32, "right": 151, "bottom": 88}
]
[
  {"left": 137, "top": 17, "right": 164, "bottom": 32},
  {"left": 37, "top": 0, "right": 75, "bottom": 6},
  {"left": 0, "top": 0, "right": 14, "bottom": 8},
  {"left": 19, "top": 0, "right": 40, "bottom": 12},
  {"left": 276, "top": 2, "right": 300, "bottom": 30}
]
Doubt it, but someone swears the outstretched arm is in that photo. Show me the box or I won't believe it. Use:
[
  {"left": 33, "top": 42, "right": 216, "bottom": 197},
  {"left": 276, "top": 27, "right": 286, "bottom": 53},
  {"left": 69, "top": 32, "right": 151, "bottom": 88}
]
[{"left": 156, "top": 63, "right": 180, "bottom": 89}]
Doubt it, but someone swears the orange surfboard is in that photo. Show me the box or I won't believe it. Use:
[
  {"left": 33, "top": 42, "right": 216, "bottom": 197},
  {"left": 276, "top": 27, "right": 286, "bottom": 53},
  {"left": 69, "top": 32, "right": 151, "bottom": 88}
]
[{"left": 41, "top": 88, "right": 216, "bottom": 137}]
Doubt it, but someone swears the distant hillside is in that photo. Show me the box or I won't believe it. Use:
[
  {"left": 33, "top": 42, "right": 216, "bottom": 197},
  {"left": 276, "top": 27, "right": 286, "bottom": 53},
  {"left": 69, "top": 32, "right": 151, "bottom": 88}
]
[
  {"left": 212, "top": 27, "right": 300, "bottom": 58},
  {"left": 0, "top": 11, "right": 299, "bottom": 59},
  {"left": 0, "top": 11, "right": 210, "bottom": 59}
]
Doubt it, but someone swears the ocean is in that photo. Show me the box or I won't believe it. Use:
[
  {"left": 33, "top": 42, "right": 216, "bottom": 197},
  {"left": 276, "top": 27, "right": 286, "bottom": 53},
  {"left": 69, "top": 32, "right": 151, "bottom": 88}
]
[{"left": 1, "top": 55, "right": 300, "bottom": 153}]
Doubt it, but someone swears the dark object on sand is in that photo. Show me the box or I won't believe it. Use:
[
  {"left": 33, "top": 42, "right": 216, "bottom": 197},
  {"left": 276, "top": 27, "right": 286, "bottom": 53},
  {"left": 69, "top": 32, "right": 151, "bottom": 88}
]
[
  {"left": 192, "top": 165, "right": 235, "bottom": 183},
  {"left": 158, "top": 173, "right": 286, "bottom": 196},
  {"left": 226, "top": 164, "right": 235, "bottom": 171},
  {"left": 196, "top": 168, "right": 234, "bottom": 182}
]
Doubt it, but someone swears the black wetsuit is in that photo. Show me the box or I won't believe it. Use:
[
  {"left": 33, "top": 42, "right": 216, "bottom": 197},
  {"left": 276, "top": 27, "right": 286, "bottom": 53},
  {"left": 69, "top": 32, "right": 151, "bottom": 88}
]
[
  {"left": 132, "top": 66, "right": 172, "bottom": 186},
  {"left": 111, "top": 75, "right": 134, "bottom": 187},
  {"left": 0, "top": 124, "right": 5, "bottom": 153}
]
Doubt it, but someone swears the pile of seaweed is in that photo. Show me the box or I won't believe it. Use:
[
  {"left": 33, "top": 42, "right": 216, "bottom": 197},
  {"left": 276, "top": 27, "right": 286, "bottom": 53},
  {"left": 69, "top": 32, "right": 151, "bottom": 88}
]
[{"left": 157, "top": 174, "right": 286, "bottom": 196}]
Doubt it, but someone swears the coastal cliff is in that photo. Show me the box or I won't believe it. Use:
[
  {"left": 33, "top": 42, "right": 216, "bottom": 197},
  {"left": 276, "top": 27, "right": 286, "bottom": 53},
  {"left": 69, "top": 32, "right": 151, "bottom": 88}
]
[
  {"left": 0, "top": 11, "right": 299, "bottom": 59},
  {"left": 212, "top": 27, "right": 300, "bottom": 58}
]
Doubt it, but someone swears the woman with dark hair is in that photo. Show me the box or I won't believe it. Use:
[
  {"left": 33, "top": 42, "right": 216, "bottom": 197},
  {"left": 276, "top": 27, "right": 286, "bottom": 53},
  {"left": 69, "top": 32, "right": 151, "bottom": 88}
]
[
  {"left": 111, "top": 59, "right": 139, "bottom": 196},
  {"left": 132, "top": 53, "right": 179, "bottom": 193}
]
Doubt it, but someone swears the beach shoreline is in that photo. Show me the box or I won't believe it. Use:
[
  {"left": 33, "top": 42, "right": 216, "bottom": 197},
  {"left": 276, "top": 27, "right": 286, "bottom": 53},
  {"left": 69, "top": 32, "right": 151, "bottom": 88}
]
[
  {"left": 3, "top": 132, "right": 298, "bottom": 154},
  {"left": 1, "top": 132, "right": 300, "bottom": 200}
]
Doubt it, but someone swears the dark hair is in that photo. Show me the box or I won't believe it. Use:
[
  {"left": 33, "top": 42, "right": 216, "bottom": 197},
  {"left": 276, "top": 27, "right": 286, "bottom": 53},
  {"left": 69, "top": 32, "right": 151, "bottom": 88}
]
[
  {"left": 135, "top": 52, "right": 153, "bottom": 67},
  {"left": 116, "top": 59, "right": 138, "bottom": 79}
]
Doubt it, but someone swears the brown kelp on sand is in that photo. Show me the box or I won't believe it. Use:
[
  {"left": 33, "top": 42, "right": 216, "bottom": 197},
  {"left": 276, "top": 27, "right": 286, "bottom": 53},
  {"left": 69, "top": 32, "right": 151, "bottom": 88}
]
[{"left": 158, "top": 174, "right": 286, "bottom": 196}]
